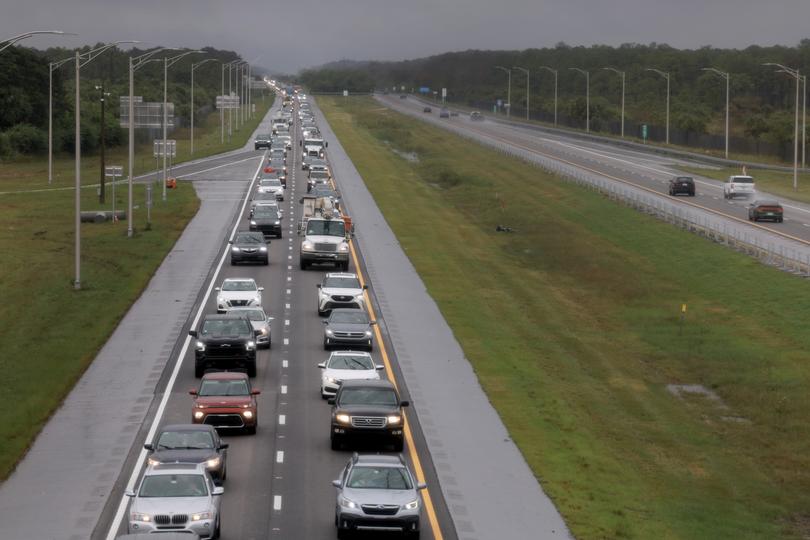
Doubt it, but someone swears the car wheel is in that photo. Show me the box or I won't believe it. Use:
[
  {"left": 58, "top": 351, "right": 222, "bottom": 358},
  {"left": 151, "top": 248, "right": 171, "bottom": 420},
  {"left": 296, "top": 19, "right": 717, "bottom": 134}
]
[
  {"left": 337, "top": 527, "right": 351, "bottom": 540},
  {"left": 213, "top": 516, "right": 221, "bottom": 539},
  {"left": 331, "top": 435, "right": 342, "bottom": 451},
  {"left": 230, "top": 257, "right": 237, "bottom": 265},
  {"left": 246, "top": 424, "right": 257, "bottom": 435},
  {"left": 300, "top": 260, "right": 308, "bottom": 270},
  {"left": 195, "top": 363, "right": 205, "bottom": 378},
  {"left": 278, "top": 231, "right": 283, "bottom": 239},
  {"left": 779, "top": 217, "right": 784, "bottom": 223},
  {"left": 393, "top": 437, "right": 404, "bottom": 452},
  {"left": 263, "top": 258, "right": 269, "bottom": 266},
  {"left": 247, "top": 360, "right": 257, "bottom": 378},
  {"left": 324, "top": 339, "right": 331, "bottom": 351}
]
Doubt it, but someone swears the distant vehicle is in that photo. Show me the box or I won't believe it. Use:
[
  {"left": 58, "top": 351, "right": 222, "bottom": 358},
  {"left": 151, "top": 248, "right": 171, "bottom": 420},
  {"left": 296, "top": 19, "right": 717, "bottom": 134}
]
[
  {"left": 308, "top": 170, "right": 331, "bottom": 193},
  {"left": 215, "top": 277, "right": 263, "bottom": 312},
  {"left": 450, "top": 111, "right": 459, "bottom": 117},
  {"left": 329, "top": 379, "right": 408, "bottom": 451},
  {"left": 318, "top": 351, "right": 382, "bottom": 398},
  {"left": 668, "top": 176, "right": 695, "bottom": 196},
  {"left": 470, "top": 111, "right": 483, "bottom": 121},
  {"left": 190, "top": 372, "right": 260, "bottom": 433},
  {"left": 423, "top": 106, "right": 432, "bottom": 113},
  {"left": 333, "top": 454, "right": 426, "bottom": 538},
  {"left": 250, "top": 200, "right": 283, "bottom": 220},
  {"left": 439, "top": 108, "right": 450, "bottom": 118},
  {"left": 254, "top": 133, "right": 272, "bottom": 150},
  {"left": 723, "top": 175, "right": 755, "bottom": 199},
  {"left": 143, "top": 424, "right": 228, "bottom": 484},
  {"left": 126, "top": 462, "right": 223, "bottom": 538},
  {"left": 257, "top": 178, "right": 285, "bottom": 201},
  {"left": 323, "top": 308, "right": 376, "bottom": 351},
  {"left": 317, "top": 272, "right": 366, "bottom": 315},
  {"left": 250, "top": 206, "right": 282, "bottom": 238},
  {"left": 400, "top": 94, "right": 408, "bottom": 99},
  {"left": 190, "top": 313, "right": 258, "bottom": 377},
  {"left": 227, "top": 307, "right": 272, "bottom": 349},
  {"left": 229, "top": 231, "right": 268, "bottom": 265},
  {"left": 748, "top": 200, "right": 783, "bottom": 222}
]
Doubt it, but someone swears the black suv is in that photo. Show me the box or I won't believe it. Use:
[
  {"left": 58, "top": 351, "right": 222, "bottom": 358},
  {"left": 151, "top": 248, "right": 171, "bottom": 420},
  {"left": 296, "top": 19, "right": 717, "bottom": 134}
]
[
  {"left": 329, "top": 380, "right": 408, "bottom": 451},
  {"left": 668, "top": 176, "right": 695, "bottom": 196},
  {"left": 250, "top": 206, "right": 282, "bottom": 238},
  {"left": 254, "top": 133, "right": 272, "bottom": 150},
  {"left": 190, "top": 314, "right": 258, "bottom": 377},
  {"left": 229, "top": 231, "right": 269, "bottom": 265},
  {"left": 143, "top": 424, "right": 228, "bottom": 484}
]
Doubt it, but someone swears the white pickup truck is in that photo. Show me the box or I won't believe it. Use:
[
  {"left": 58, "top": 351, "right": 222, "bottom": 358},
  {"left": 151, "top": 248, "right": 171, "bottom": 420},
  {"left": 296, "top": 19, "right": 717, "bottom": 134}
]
[{"left": 723, "top": 175, "right": 756, "bottom": 199}]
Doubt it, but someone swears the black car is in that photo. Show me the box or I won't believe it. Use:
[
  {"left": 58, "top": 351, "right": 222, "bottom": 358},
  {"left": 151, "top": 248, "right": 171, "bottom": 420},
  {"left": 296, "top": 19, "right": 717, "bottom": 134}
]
[
  {"left": 329, "top": 380, "right": 409, "bottom": 451},
  {"left": 323, "top": 308, "right": 375, "bottom": 350},
  {"left": 748, "top": 200, "right": 784, "bottom": 222},
  {"left": 229, "top": 231, "right": 268, "bottom": 265},
  {"left": 144, "top": 424, "right": 228, "bottom": 484},
  {"left": 190, "top": 314, "right": 258, "bottom": 377},
  {"left": 254, "top": 133, "right": 272, "bottom": 150},
  {"left": 399, "top": 94, "right": 407, "bottom": 99},
  {"left": 250, "top": 207, "right": 282, "bottom": 238},
  {"left": 668, "top": 176, "right": 695, "bottom": 196},
  {"left": 423, "top": 106, "right": 432, "bottom": 113}
]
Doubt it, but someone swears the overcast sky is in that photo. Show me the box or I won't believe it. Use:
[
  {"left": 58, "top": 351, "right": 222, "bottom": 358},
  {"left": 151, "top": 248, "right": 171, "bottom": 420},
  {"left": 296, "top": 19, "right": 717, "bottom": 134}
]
[{"left": 4, "top": 0, "right": 810, "bottom": 73}]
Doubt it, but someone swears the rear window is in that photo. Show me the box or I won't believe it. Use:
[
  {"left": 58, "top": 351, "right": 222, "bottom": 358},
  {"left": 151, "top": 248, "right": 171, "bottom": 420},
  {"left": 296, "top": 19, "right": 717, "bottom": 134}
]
[{"left": 731, "top": 176, "right": 754, "bottom": 183}]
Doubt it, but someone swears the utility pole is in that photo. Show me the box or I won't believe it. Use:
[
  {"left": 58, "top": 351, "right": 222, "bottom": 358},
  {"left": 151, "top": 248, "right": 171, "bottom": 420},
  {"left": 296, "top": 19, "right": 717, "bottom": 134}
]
[
  {"left": 569, "top": 68, "right": 590, "bottom": 132},
  {"left": 494, "top": 66, "right": 511, "bottom": 119},
  {"left": 764, "top": 63, "right": 801, "bottom": 191},
  {"left": 646, "top": 68, "right": 671, "bottom": 144},
  {"left": 538, "top": 66, "right": 558, "bottom": 127},
  {"left": 96, "top": 83, "right": 110, "bottom": 203}
]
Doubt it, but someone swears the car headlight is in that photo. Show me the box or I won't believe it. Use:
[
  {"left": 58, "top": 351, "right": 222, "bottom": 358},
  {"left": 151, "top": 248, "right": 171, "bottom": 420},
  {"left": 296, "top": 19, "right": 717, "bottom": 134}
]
[
  {"left": 302, "top": 240, "right": 314, "bottom": 251},
  {"left": 335, "top": 413, "right": 351, "bottom": 424},
  {"left": 274, "top": 220, "right": 280, "bottom": 225},
  {"left": 250, "top": 220, "right": 257, "bottom": 226},
  {"left": 206, "top": 456, "right": 221, "bottom": 469},
  {"left": 196, "top": 341, "right": 205, "bottom": 352},
  {"left": 354, "top": 293, "right": 364, "bottom": 300},
  {"left": 216, "top": 296, "right": 224, "bottom": 305},
  {"left": 403, "top": 499, "right": 419, "bottom": 510},
  {"left": 131, "top": 512, "right": 151, "bottom": 522},
  {"left": 243, "top": 410, "right": 254, "bottom": 418},
  {"left": 191, "top": 511, "right": 212, "bottom": 521},
  {"left": 339, "top": 495, "right": 358, "bottom": 509},
  {"left": 193, "top": 410, "right": 205, "bottom": 419},
  {"left": 147, "top": 456, "right": 160, "bottom": 466},
  {"left": 387, "top": 415, "right": 402, "bottom": 424},
  {"left": 259, "top": 328, "right": 269, "bottom": 335},
  {"left": 246, "top": 341, "right": 256, "bottom": 350},
  {"left": 253, "top": 296, "right": 261, "bottom": 304},
  {"left": 338, "top": 243, "right": 349, "bottom": 252},
  {"left": 231, "top": 246, "right": 240, "bottom": 252},
  {"left": 325, "top": 329, "right": 334, "bottom": 336},
  {"left": 365, "top": 330, "right": 373, "bottom": 337},
  {"left": 325, "top": 376, "right": 338, "bottom": 384},
  {"left": 260, "top": 246, "right": 268, "bottom": 252}
]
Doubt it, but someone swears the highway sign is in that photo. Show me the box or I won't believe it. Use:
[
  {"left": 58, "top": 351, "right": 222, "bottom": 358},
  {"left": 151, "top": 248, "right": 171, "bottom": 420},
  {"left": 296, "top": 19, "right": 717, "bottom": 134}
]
[
  {"left": 216, "top": 95, "right": 240, "bottom": 109},
  {"left": 119, "top": 98, "right": 174, "bottom": 128},
  {"left": 343, "top": 90, "right": 349, "bottom": 97},
  {"left": 104, "top": 166, "right": 123, "bottom": 177},
  {"left": 642, "top": 124, "right": 648, "bottom": 142},
  {"left": 419, "top": 87, "right": 430, "bottom": 94},
  {"left": 441, "top": 88, "right": 447, "bottom": 98},
  {"left": 153, "top": 139, "right": 176, "bottom": 158}
]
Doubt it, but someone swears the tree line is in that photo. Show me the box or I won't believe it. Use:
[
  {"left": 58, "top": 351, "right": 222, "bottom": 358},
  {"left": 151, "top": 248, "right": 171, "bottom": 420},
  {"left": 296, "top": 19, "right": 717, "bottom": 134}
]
[{"left": 298, "top": 41, "right": 810, "bottom": 160}]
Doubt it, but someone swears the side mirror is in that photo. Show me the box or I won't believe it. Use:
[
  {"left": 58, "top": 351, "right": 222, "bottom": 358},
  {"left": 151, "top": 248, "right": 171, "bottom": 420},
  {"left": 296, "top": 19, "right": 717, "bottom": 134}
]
[
  {"left": 325, "top": 141, "right": 329, "bottom": 148},
  {"left": 417, "top": 483, "right": 427, "bottom": 491},
  {"left": 219, "top": 443, "right": 229, "bottom": 450},
  {"left": 189, "top": 330, "right": 198, "bottom": 338},
  {"left": 375, "top": 365, "right": 384, "bottom": 370},
  {"left": 267, "top": 317, "right": 274, "bottom": 322},
  {"left": 214, "top": 287, "right": 221, "bottom": 292},
  {"left": 318, "top": 362, "right": 326, "bottom": 369},
  {"left": 213, "top": 486, "right": 225, "bottom": 496},
  {"left": 125, "top": 489, "right": 135, "bottom": 497},
  {"left": 328, "top": 398, "right": 336, "bottom": 405},
  {"left": 332, "top": 479, "right": 342, "bottom": 488},
  {"left": 143, "top": 443, "right": 154, "bottom": 451},
  {"left": 370, "top": 321, "right": 377, "bottom": 326},
  {"left": 316, "top": 284, "right": 321, "bottom": 288},
  {"left": 258, "top": 286, "right": 265, "bottom": 291},
  {"left": 363, "top": 285, "right": 368, "bottom": 290},
  {"left": 251, "top": 389, "right": 261, "bottom": 395},
  {"left": 228, "top": 240, "right": 233, "bottom": 244},
  {"left": 400, "top": 400, "right": 410, "bottom": 407},
  {"left": 189, "top": 389, "right": 198, "bottom": 396},
  {"left": 322, "top": 320, "right": 328, "bottom": 324},
  {"left": 255, "top": 329, "right": 262, "bottom": 337}
]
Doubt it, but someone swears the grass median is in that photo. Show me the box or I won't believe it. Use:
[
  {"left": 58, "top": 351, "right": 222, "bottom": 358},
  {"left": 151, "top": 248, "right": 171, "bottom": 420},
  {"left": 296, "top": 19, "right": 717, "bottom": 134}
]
[
  {"left": 320, "top": 96, "right": 810, "bottom": 539},
  {"left": 0, "top": 100, "right": 273, "bottom": 481}
]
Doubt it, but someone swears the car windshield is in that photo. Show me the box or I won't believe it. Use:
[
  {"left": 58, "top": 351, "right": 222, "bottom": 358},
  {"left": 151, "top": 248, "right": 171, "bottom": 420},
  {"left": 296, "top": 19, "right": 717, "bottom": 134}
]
[
  {"left": 339, "top": 388, "right": 397, "bottom": 406},
  {"left": 261, "top": 179, "right": 282, "bottom": 187},
  {"left": 138, "top": 474, "right": 209, "bottom": 497},
  {"left": 222, "top": 280, "right": 256, "bottom": 291},
  {"left": 201, "top": 319, "right": 250, "bottom": 336},
  {"left": 330, "top": 311, "right": 368, "bottom": 324},
  {"left": 310, "top": 171, "right": 329, "bottom": 179},
  {"left": 254, "top": 193, "right": 275, "bottom": 201},
  {"left": 307, "top": 220, "right": 345, "bottom": 237},
  {"left": 234, "top": 308, "right": 265, "bottom": 321},
  {"left": 156, "top": 430, "right": 214, "bottom": 450},
  {"left": 235, "top": 233, "right": 263, "bottom": 244},
  {"left": 328, "top": 355, "right": 374, "bottom": 370},
  {"left": 199, "top": 379, "right": 250, "bottom": 396},
  {"left": 324, "top": 277, "right": 361, "bottom": 289},
  {"left": 346, "top": 467, "right": 412, "bottom": 490},
  {"left": 732, "top": 177, "right": 754, "bottom": 183},
  {"left": 675, "top": 177, "right": 693, "bottom": 182}
]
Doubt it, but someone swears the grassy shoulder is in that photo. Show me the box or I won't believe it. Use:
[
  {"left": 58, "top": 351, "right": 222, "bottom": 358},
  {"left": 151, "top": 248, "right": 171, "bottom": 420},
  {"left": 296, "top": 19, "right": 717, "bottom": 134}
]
[
  {"left": 680, "top": 165, "right": 810, "bottom": 204},
  {"left": 321, "top": 96, "right": 810, "bottom": 539}
]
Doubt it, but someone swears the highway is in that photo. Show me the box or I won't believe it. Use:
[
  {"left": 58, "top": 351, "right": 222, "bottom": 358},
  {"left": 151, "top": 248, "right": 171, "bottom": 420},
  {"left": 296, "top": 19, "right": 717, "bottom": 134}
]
[
  {"left": 379, "top": 95, "right": 810, "bottom": 263},
  {"left": 97, "top": 96, "right": 455, "bottom": 540}
]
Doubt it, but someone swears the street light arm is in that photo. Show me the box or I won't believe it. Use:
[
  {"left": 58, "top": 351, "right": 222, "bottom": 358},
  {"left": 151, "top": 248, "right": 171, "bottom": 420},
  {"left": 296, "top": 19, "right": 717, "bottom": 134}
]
[
  {"left": 166, "top": 49, "right": 204, "bottom": 68},
  {"left": 192, "top": 58, "right": 219, "bottom": 72},
  {"left": 0, "top": 31, "right": 74, "bottom": 52},
  {"left": 701, "top": 67, "right": 729, "bottom": 80},
  {"left": 569, "top": 67, "right": 589, "bottom": 77},
  {"left": 645, "top": 68, "right": 669, "bottom": 80},
  {"left": 132, "top": 47, "right": 178, "bottom": 71},
  {"left": 538, "top": 66, "right": 557, "bottom": 75},
  {"left": 79, "top": 40, "right": 140, "bottom": 68},
  {"left": 602, "top": 67, "right": 624, "bottom": 76},
  {"left": 513, "top": 66, "right": 529, "bottom": 75}
]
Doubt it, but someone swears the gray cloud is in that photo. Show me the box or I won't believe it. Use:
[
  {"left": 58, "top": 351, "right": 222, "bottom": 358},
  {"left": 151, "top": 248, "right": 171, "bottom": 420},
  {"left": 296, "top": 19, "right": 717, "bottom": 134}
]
[{"left": 2, "top": 0, "right": 809, "bottom": 73}]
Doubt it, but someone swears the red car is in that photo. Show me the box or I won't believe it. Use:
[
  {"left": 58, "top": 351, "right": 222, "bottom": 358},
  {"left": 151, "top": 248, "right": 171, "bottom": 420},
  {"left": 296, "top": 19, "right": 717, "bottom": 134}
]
[
  {"left": 748, "top": 200, "right": 783, "bottom": 223},
  {"left": 190, "top": 372, "right": 260, "bottom": 434}
]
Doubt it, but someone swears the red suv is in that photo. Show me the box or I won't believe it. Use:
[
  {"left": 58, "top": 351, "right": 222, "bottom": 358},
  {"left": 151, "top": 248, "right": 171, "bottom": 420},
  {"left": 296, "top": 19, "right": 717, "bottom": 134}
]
[{"left": 190, "top": 372, "right": 260, "bottom": 434}]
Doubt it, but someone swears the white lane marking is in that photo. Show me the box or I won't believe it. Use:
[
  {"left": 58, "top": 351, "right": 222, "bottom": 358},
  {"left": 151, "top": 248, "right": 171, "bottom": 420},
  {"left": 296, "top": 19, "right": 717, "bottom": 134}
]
[
  {"left": 282, "top": 360, "right": 288, "bottom": 368},
  {"left": 104, "top": 153, "right": 267, "bottom": 540},
  {"left": 289, "top": 245, "right": 292, "bottom": 250},
  {"left": 276, "top": 451, "right": 284, "bottom": 463},
  {"left": 286, "top": 288, "right": 291, "bottom": 294},
  {"left": 285, "top": 319, "right": 290, "bottom": 326},
  {"left": 288, "top": 255, "right": 292, "bottom": 260},
  {"left": 287, "top": 265, "right": 292, "bottom": 270},
  {"left": 283, "top": 338, "right": 289, "bottom": 345},
  {"left": 281, "top": 385, "right": 288, "bottom": 394},
  {"left": 279, "top": 414, "right": 286, "bottom": 425},
  {"left": 287, "top": 276, "right": 292, "bottom": 282},
  {"left": 273, "top": 495, "right": 282, "bottom": 510},
  {"left": 285, "top": 303, "right": 291, "bottom": 309},
  {"left": 178, "top": 156, "right": 263, "bottom": 177}
]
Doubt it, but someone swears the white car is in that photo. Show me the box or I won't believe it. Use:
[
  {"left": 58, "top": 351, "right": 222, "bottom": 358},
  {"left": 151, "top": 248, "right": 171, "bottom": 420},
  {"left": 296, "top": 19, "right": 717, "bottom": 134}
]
[
  {"left": 216, "top": 278, "right": 263, "bottom": 313},
  {"left": 317, "top": 272, "right": 366, "bottom": 315},
  {"left": 250, "top": 199, "right": 283, "bottom": 219},
  {"left": 723, "top": 175, "right": 756, "bottom": 199},
  {"left": 228, "top": 306, "right": 273, "bottom": 348},
  {"left": 257, "top": 178, "right": 285, "bottom": 201},
  {"left": 275, "top": 135, "right": 292, "bottom": 150},
  {"left": 317, "top": 351, "right": 383, "bottom": 398}
]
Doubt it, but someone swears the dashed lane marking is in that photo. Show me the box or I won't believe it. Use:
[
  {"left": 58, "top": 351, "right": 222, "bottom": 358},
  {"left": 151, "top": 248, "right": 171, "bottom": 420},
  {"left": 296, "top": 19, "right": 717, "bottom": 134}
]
[
  {"left": 273, "top": 495, "right": 282, "bottom": 510},
  {"left": 276, "top": 451, "right": 284, "bottom": 463},
  {"left": 279, "top": 414, "right": 286, "bottom": 425}
]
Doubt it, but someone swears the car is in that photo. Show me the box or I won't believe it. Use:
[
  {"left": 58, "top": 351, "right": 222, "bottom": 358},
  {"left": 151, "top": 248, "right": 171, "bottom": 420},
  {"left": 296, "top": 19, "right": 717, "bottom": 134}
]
[
  {"left": 333, "top": 454, "right": 425, "bottom": 539},
  {"left": 268, "top": 157, "right": 288, "bottom": 175},
  {"left": 668, "top": 176, "right": 695, "bottom": 196},
  {"left": 317, "top": 272, "right": 366, "bottom": 315},
  {"left": 254, "top": 133, "right": 272, "bottom": 150},
  {"left": 422, "top": 107, "right": 431, "bottom": 113},
  {"left": 329, "top": 380, "right": 408, "bottom": 451},
  {"left": 229, "top": 231, "right": 268, "bottom": 265},
  {"left": 439, "top": 108, "right": 450, "bottom": 118},
  {"left": 399, "top": 94, "right": 408, "bottom": 99},
  {"left": 323, "top": 308, "right": 376, "bottom": 350},
  {"left": 307, "top": 170, "right": 331, "bottom": 192},
  {"left": 215, "top": 277, "right": 263, "bottom": 312},
  {"left": 723, "top": 175, "right": 756, "bottom": 199},
  {"left": 257, "top": 178, "right": 285, "bottom": 201},
  {"left": 318, "top": 351, "right": 383, "bottom": 398},
  {"left": 470, "top": 111, "right": 483, "bottom": 121},
  {"left": 249, "top": 197, "right": 283, "bottom": 219},
  {"left": 143, "top": 424, "right": 228, "bottom": 484},
  {"left": 276, "top": 134, "right": 292, "bottom": 150},
  {"left": 126, "top": 462, "right": 223, "bottom": 539},
  {"left": 450, "top": 111, "right": 459, "bottom": 117},
  {"left": 269, "top": 146, "right": 287, "bottom": 160},
  {"left": 190, "top": 314, "right": 258, "bottom": 377},
  {"left": 190, "top": 372, "right": 260, "bottom": 433},
  {"left": 748, "top": 200, "right": 784, "bottom": 222},
  {"left": 250, "top": 206, "right": 282, "bottom": 238},
  {"left": 228, "top": 306, "right": 272, "bottom": 348},
  {"left": 300, "top": 216, "right": 350, "bottom": 270}
]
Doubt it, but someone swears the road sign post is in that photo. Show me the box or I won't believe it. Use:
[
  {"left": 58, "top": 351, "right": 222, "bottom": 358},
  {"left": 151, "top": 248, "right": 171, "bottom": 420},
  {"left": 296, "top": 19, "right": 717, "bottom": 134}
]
[
  {"left": 441, "top": 87, "right": 447, "bottom": 104},
  {"left": 642, "top": 124, "right": 648, "bottom": 143},
  {"left": 105, "top": 165, "right": 123, "bottom": 221},
  {"left": 145, "top": 184, "right": 153, "bottom": 229}
]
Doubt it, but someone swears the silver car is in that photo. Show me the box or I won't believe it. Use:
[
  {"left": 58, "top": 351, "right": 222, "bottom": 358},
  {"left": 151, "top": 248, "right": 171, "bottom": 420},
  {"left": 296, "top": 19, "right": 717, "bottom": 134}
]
[
  {"left": 127, "top": 463, "right": 223, "bottom": 539},
  {"left": 333, "top": 454, "right": 425, "bottom": 538},
  {"left": 317, "top": 272, "right": 366, "bottom": 315},
  {"left": 227, "top": 306, "right": 273, "bottom": 348}
]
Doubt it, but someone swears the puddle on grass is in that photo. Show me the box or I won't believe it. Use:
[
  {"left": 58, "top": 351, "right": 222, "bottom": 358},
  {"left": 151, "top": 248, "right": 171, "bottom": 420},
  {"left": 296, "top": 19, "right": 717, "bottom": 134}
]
[{"left": 666, "top": 383, "right": 751, "bottom": 424}]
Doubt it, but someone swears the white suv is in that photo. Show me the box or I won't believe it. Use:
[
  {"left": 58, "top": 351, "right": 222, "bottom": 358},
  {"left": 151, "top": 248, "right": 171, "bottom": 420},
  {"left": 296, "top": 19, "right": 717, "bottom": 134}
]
[
  {"left": 723, "top": 175, "right": 756, "bottom": 199},
  {"left": 216, "top": 278, "right": 264, "bottom": 313},
  {"left": 318, "top": 351, "right": 382, "bottom": 398},
  {"left": 317, "top": 272, "right": 366, "bottom": 315}
]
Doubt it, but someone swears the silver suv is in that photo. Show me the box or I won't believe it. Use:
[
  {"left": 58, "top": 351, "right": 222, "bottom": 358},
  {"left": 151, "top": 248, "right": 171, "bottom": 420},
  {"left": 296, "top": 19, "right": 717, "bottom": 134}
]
[
  {"left": 333, "top": 454, "right": 425, "bottom": 539},
  {"left": 317, "top": 272, "right": 366, "bottom": 315},
  {"left": 126, "top": 463, "right": 223, "bottom": 539}
]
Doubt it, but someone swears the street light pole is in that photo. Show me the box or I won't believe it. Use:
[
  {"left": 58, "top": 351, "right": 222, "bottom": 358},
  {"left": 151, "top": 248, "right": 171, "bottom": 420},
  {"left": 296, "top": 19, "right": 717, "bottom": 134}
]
[
  {"left": 701, "top": 68, "right": 731, "bottom": 159},
  {"left": 803, "top": 75, "right": 806, "bottom": 169},
  {"left": 0, "top": 30, "right": 72, "bottom": 53},
  {"left": 494, "top": 66, "right": 511, "bottom": 119},
  {"left": 569, "top": 68, "right": 590, "bottom": 132},
  {"left": 48, "top": 56, "right": 74, "bottom": 185},
  {"left": 95, "top": 84, "right": 110, "bottom": 204},
  {"left": 513, "top": 66, "right": 530, "bottom": 121},
  {"left": 602, "top": 67, "right": 625, "bottom": 138},
  {"left": 538, "top": 66, "right": 558, "bottom": 127},
  {"left": 646, "top": 68, "right": 670, "bottom": 144},
  {"left": 764, "top": 63, "right": 801, "bottom": 191},
  {"left": 191, "top": 59, "right": 218, "bottom": 155}
]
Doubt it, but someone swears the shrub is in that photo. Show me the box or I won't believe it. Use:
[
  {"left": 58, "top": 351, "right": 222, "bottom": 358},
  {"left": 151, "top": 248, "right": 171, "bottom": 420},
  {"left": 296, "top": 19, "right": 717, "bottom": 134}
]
[{"left": 5, "top": 124, "right": 47, "bottom": 155}]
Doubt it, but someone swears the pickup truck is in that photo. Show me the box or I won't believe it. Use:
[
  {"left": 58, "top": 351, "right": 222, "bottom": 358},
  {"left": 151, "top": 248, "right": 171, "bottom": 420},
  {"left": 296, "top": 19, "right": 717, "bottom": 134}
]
[{"left": 723, "top": 175, "right": 756, "bottom": 199}]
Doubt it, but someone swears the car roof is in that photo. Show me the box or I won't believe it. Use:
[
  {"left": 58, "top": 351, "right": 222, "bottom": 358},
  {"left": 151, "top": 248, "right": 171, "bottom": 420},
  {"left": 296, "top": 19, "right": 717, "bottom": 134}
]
[
  {"left": 330, "top": 308, "right": 367, "bottom": 315},
  {"left": 223, "top": 277, "right": 256, "bottom": 283},
  {"left": 353, "top": 454, "right": 406, "bottom": 467},
  {"left": 160, "top": 423, "right": 218, "bottom": 433},
  {"left": 202, "top": 313, "right": 251, "bottom": 321},
  {"left": 201, "top": 371, "right": 249, "bottom": 381},
  {"left": 325, "top": 272, "right": 359, "bottom": 279},
  {"left": 753, "top": 200, "right": 780, "bottom": 206},
  {"left": 330, "top": 350, "right": 372, "bottom": 357},
  {"left": 340, "top": 379, "right": 395, "bottom": 390},
  {"left": 145, "top": 462, "right": 207, "bottom": 475}
]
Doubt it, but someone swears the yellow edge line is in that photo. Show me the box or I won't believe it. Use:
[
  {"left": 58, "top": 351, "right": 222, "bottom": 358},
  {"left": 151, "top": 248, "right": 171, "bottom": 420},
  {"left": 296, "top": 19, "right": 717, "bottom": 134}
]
[{"left": 349, "top": 241, "right": 444, "bottom": 540}]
